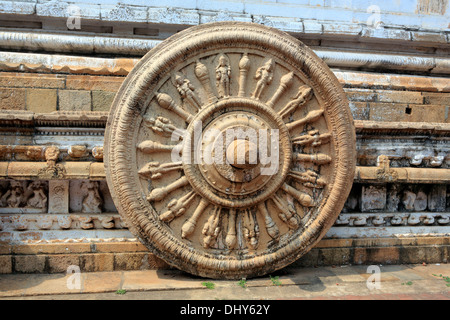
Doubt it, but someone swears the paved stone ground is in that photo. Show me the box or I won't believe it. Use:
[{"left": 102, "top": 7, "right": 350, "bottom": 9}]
[{"left": 0, "top": 264, "right": 448, "bottom": 300}]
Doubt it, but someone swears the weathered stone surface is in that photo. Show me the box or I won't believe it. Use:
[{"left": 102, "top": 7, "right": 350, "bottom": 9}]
[
  {"left": 411, "top": 31, "right": 447, "bottom": 43},
  {"left": 26, "top": 88, "right": 57, "bottom": 113},
  {"left": 368, "top": 103, "right": 447, "bottom": 123},
  {"left": 92, "top": 90, "right": 115, "bottom": 112},
  {"left": 422, "top": 92, "right": 450, "bottom": 105},
  {"left": 336, "top": 71, "right": 450, "bottom": 93},
  {"left": 0, "top": 72, "right": 65, "bottom": 89},
  {"left": 114, "top": 252, "right": 148, "bottom": 271},
  {"left": 65, "top": 75, "right": 123, "bottom": 92},
  {"left": 47, "top": 254, "right": 79, "bottom": 273},
  {"left": 80, "top": 253, "right": 114, "bottom": 272},
  {"left": 0, "top": 88, "right": 26, "bottom": 110},
  {"left": 14, "top": 255, "right": 46, "bottom": 273},
  {"left": 58, "top": 90, "right": 91, "bottom": 111},
  {"left": 0, "top": 256, "right": 12, "bottom": 274},
  {"left": 349, "top": 102, "right": 369, "bottom": 120},
  {"left": 369, "top": 103, "right": 409, "bottom": 122},
  {"left": 353, "top": 247, "right": 400, "bottom": 265}
]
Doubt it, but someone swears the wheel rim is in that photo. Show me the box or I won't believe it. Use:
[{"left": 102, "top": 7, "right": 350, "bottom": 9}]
[{"left": 104, "top": 22, "right": 356, "bottom": 279}]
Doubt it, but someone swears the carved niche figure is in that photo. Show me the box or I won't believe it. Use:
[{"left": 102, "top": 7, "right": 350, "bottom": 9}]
[
  {"left": 361, "top": 186, "right": 386, "bottom": 212},
  {"left": 252, "top": 59, "right": 274, "bottom": 100},
  {"left": 278, "top": 85, "right": 313, "bottom": 118},
  {"left": 402, "top": 190, "right": 416, "bottom": 211},
  {"left": 81, "top": 181, "right": 103, "bottom": 213},
  {"left": 143, "top": 116, "right": 179, "bottom": 138},
  {"left": 386, "top": 184, "right": 401, "bottom": 212},
  {"left": 215, "top": 54, "right": 231, "bottom": 98},
  {"left": 1, "top": 181, "right": 24, "bottom": 208},
  {"left": 173, "top": 72, "right": 202, "bottom": 110},
  {"left": 402, "top": 189, "right": 428, "bottom": 212},
  {"left": 27, "top": 181, "right": 48, "bottom": 209}
]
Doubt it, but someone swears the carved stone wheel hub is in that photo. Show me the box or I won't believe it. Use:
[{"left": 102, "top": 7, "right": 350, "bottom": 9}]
[{"left": 105, "top": 22, "right": 356, "bottom": 279}]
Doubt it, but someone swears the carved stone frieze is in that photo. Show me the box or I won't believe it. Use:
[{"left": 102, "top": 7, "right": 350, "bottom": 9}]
[
  {"left": 334, "top": 212, "right": 450, "bottom": 227},
  {"left": 0, "top": 214, "right": 126, "bottom": 231},
  {"left": 104, "top": 22, "right": 356, "bottom": 279},
  {"left": 37, "top": 146, "right": 65, "bottom": 179},
  {"left": 0, "top": 180, "right": 48, "bottom": 212}
]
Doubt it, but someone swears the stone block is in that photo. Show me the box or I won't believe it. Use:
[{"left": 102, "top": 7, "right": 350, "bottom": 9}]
[
  {"left": 13, "top": 243, "right": 91, "bottom": 255},
  {"left": 376, "top": 90, "right": 424, "bottom": 104},
  {"left": 318, "top": 248, "right": 351, "bottom": 266},
  {"left": 361, "top": 27, "right": 411, "bottom": 42},
  {"left": 26, "top": 88, "right": 57, "bottom": 113},
  {"left": 422, "top": 92, "right": 450, "bottom": 105},
  {"left": 80, "top": 253, "right": 114, "bottom": 272},
  {"left": 361, "top": 185, "right": 386, "bottom": 212},
  {"left": 411, "top": 31, "right": 447, "bottom": 43},
  {"left": 322, "top": 23, "right": 362, "bottom": 36},
  {"left": 303, "top": 19, "right": 323, "bottom": 34},
  {"left": 407, "top": 105, "right": 447, "bottom": 123},
  {"left": 114, "top": 252, "right": 148, "bottom": 271},
  {"left": 14, "top": 255, "right": 46, "bottom": 273},
  {"left": 48, "top": 180, "right": 69, "bottom": 214},
  {"left": 36, "top": 1, "right": 100, "bottom": 19},
  {"left": 91, "top": 90, "right": 116, "bottom": 112},
  {"left": 353, "top": 247, "right": 400, "bottom": 265},
  {"left": 147, "top": 253, "right": 171, "bottom": 269},
  {"left": 0, "top": 72, "right": 65, "bottom": 89},
  {"left": 65, "top": 75, "right": 123, "bottom": 92},
  {"left": 94, "top": 241, "right": 147, "bottom": 253},
  {"left": 58, "top": 90, "right": 91, "bottom": 111},
  {"left": 349, "top": 101, "right": 369, "bottom": 120},
  {"left": 345, "top": 89, "right": 377, "bottom": 102},
  {"left": 0, "top": 88, "right": 26, "bottom": 110},
  {"left": 47, "top": 254, "right": 80, "bottom": 273},
  {"left": 0, "top": 0, "right": 35, "bottom": 15},
  {"left": 197, "top": 0, "right": 244, "bottom": 13},
  {"left": 399, "top": 246, "right": 444, "bottom": 264},
  {"left": 0, "top": 245, "right": 11, "bottom": 255},
  {"left": 291, "top": 249, "right": 319, "bottom": 267},
  {"left": 200, "top": 11, "right": 252, "bottom": 24},
  {"left": 0, "top": 255, "right": 12, "bottom": 274},
  {"left": 253, "top": 16, "right": 303, "bottom": 33}
]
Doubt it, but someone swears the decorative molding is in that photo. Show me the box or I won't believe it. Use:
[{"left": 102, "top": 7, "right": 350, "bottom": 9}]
[
  {"left": 0, "top": 213, "right": 126, "bottom": 231},
  {"left": 334, "top": 212, "right": 450, "bottom": 227}
]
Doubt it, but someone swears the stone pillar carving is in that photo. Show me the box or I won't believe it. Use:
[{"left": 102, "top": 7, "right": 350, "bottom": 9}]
[{"left": 48, "top": 180, "right": 69, "bottom": 214}]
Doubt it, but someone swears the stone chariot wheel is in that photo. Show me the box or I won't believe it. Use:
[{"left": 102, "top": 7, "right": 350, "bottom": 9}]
[{"left": 105, "top": 22, "right": 356, "bottom": 279}]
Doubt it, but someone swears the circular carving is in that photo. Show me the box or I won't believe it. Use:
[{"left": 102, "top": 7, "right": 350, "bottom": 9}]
[
  {"left": 182, "top": 98, "right": 292, "bottom": 208},
  {"left": 105, "top": 22, "right": 356, "bottom": 279}
]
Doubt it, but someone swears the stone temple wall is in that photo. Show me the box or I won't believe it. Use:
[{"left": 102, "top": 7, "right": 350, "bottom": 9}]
[{"left": 0, "top": 0, "right": 448, "bottom": 273}]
